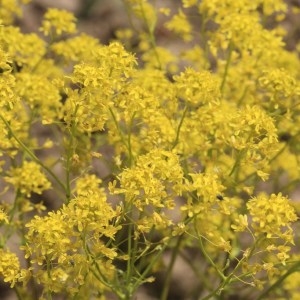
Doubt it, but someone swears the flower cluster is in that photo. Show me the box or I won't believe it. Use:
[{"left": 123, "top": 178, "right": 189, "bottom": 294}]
[
  {"left": 39, "top": 8, "right": 77, "bottom": 37},
  {"left": 110, "top": 149, "right": 183, "bottom": 211},
  {"left": 0, "top": 249, "right": 20, "bottom": 287},
  {"left": 5, "top": 161, "right": 51, "bottom": 197},
  {"left": 22, "top": 183, "right": 121, "bottom": 296},
  {"left": 0, "top": 0, "right": 31, "bottom": 25},
  {"left": 0, "top": 0, "right": 300, "bottom": 299},
  {"left": 247, "top": 193, "right": 297, "bottom": 243}
]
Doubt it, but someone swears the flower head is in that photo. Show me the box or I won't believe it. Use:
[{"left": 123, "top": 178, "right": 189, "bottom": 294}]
[
  {"left": 5, "top": 161, "right": 51, "bottom": 197},
  {"left": 247, "top": 193, "right": 298, "bottom": 243},
  {"left": 40, "top": 8, "right": 77, "bottom": 37}
]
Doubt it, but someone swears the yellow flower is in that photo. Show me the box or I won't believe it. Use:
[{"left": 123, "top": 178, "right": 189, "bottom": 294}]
[
  {"left": 0, "top": 0, "right": 30, "bottom": 24},
  {"left": 0, "top": 72, "right": 18, "bottom": 109},
  {"left": 75, "top": 174, "right": 102, "bottom": 196},
  {"left": 5, "top": 161, "right": 51, "bottom": 197},
  {"left": 23, "top": 184, "right": 121, "bottom": 294},
  {"left": 110, "top": 149, "right": 183, "bottom": 210},
  {"left": 228, "top": 105, "right": 279, "bottom": 179},
  {"left": 260, "top": 0, "right": 287, "bottom": 16},
  {"left": 0, "top": 46, "right": 12, "bottom": 72},
  {"left": 231, "top": 214, "right": 248, "bottom": 232},
  {"left": 40, "top": 8, "right": 77, "bottom": 37},
  {"left": 0, "top": 26, "right": 46, "bottom": 68},
  {"left": 165, "top": 9, "right": 193, "bottom": 42},
  {"left": 174, "top": 68, "right": 221, "bottom": 106},
  {"left": 182, "top": 0, "right": 198, "bottom": 8},
  {"left": 141, "top": 46, "right": 178, "bottom": 72},
  {"left": 259, "top": 68, "right": 300, "bottom": 107},
  {"left": 125, "top": 0, "right": 157, "bottom": 32},
  {"left": 51, "top": 33, "right": 100, "bottom": 63},
  {"left": 188, "top": 172, "right": 225, "bottom": 203},
  {"left": 0, "top": 208, "right": 9, "bottom": 224},
  {"left": 0, "top": 249, "right": 20, "bottom": 287},
  {"left": 15, "top": 73, "right": 62, "bottom": 123},
  {"left": 63, "top": 88, "right": 108, "bottom": 133},
  {"left": 247, "top": 193, "right": 298, "bottom": 243}
]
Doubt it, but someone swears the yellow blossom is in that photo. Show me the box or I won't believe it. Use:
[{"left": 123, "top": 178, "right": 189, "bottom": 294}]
[
  {"left": 0, "top": 72, "right": 18, "bottom": 109},
  {"left": 0, "top": 249, "right": 20, "bottom": 287},
  {"left": 74, "top": 174, "right": 102, "bottom": 196},
  {"left": 188, "top": 172, "right": 225, "bottom": 203},
  {"left": 231, "top": 214, "right": 249, "bottom": 232},
  {"left": 15, "top": 73, "right": 62, "bottom": 123},
  {"left": 141, "top": 46, "right": 178, "bottom": 72},
  {"left": 40, "top": 8, "right": 77, "bottom": 37},
  {"left": 5, "top": 161, "right": 51, "bottom": 197},
  {"left": 110, "top": 149, "right": 183, "bottom": 210},
  {"left": 159, "top": 8, "right": 170, "bottom": 16},
  {"left": 174, "top": 68, "right": 221, "bottom": 106},
  {"left": 1, "top": 0, "right": 300, "bottom": 298},
  {"left": 0, "top": 0, "right": 30, "bottom": 24},
  {"left": 0, "top": 26, "right": 46, "bottom": 68},
  {"left": 51, "top": 33, "right": 100, "bottom": 63},
  {"left": 165, "top": 10, "right": 193, "bottom": 42},
  {"left": 259, "top": 68, "right": 300, "bottom": 107},
  {"left": 125, "top": 0, "right": 157, "bottom": 32},
  {"left": 0, "top": 208, "right": 9, "bottom": 224},
  {"left": 247, "top": 193, "right": 298, "bottom": 244},
  {"left": 0, "top": 46, "right": 12, "bottom": 71},
  {"left": 182, "top": 0, "right": 198, "bottom": 8}
]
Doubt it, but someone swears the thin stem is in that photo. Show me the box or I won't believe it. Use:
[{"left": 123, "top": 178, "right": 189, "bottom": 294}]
[
  {"left": 132, "top": 241, "right": 169, "bottom": 292},
  {"left": 160, "top": 235, "right": 183, "bottom": 300},
  {"left": 201, "top": 236, "right": 264, "bottom": 300},
  {"left": 257, "top": 261, "right": 300, "bottom": 300},
  {"left": 198, "top": 236, "right": 226, "bottom": 281},
  {"left": 13, "top": 285, "right": 24, "bottom": 300},
  {"left": 108, "top": 107, "right": 129, "bottom": 153},
  {"left": 64, "top": 108, "right": 80, "bottom": 203},
  {"left": 172, "top": 106, "right": 188, "bottom": 150},
  {"left": 228, "top": 149, "right": 244, "bottom": 177},
  {"left": 127, "top": 112, "right": 136, "bottom": 167},
  {"left": 220, "top": 41, "right": 233, "bottom": 93},
  {"left": 46, "top": 257, "right": 53, "bottom": 300},
  {"left": 0, "top": 114, "right": 67, "bottom": 194},
  {"left": 139, "top": 2, "right": 162, "bottom": 70},
  {"left": 237, "top": 86, "right": 249, "bottom": 107},
  {"left": 126, "top": 219, "right": 133, "bottom": 295}
]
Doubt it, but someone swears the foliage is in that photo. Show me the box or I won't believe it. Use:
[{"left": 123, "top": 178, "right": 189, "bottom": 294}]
[{"left": 0, "top": 0, "right": 300, "bottom": 299}]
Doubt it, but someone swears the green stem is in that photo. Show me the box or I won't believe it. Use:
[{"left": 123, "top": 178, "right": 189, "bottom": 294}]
[
  {"left": 46, "top": 257, "right": 53, "bottom": 300},
  {"left": 127, "top": 112, "right": 136, "bottom": 167},
  {"left": 64, "top": 111, "right": 80, "bottom": 203},
  {"left": 83, "top": 236, "right": 123, "bottom": 298},
  {"left": 220, "top": 41, "right": 233, "bottom": 93},
  {"left": 172, "top": 106, "right": 188, "bottom": 150},
  {"left": 78, "top": 0, "right": 99, "bottom": 18},
  {"left": 132, "top": 241, "right": 169, "bottom": 292},
  {"left": 139, "top": 2, "right": 161, "bottom": 69},
  {"left": 13, "top": 285, "right": 24, "bottom": 300},
  {"left": 202, "top": 236, "right": 263, "bottom": 300},
  {"left": 198, "top": 236, "right": 226, "bottom": 281},
  {"left": 108, "top": 107, "right": 126, "bottom": 148},
  {"left": 160, "top": 235, "right": 183, "bottom": 300},
  {"left": 126, "top": 219, "right": 133, "bottom": 296},
  {"left": 237, "top": 86, "right": 249, "bottom": 107},
  {"left": 228, "top": 150, "right": 243, "bottom": 177},
  {"left": 0, "top": 114, "right": 67, "bottom": 194},
  {"left": 108, "top": 107, "right": 134, "bottom": 166},
  {"left": 257, "top": 261, "right": 300, "bottom": 300}
]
